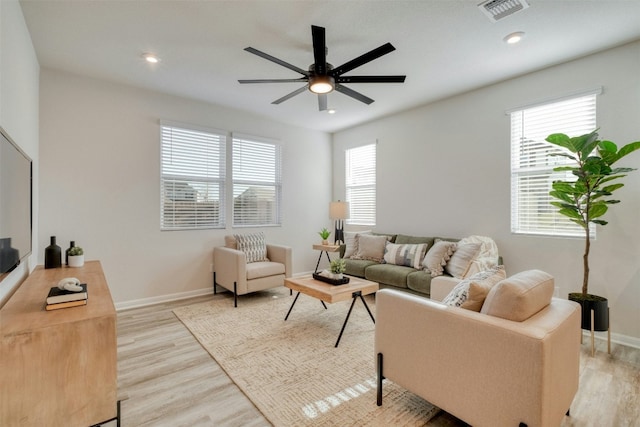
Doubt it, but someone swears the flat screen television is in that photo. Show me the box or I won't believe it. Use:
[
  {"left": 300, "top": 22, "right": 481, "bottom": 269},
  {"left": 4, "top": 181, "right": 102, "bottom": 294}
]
[{"left": 0, "top": 126, "right": 32, "bottom": 281}]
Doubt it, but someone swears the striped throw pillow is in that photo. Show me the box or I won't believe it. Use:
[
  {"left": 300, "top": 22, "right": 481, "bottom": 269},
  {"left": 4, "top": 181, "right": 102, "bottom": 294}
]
[{"left": 383, "top": 242, "right": 429, "bottom": 269}]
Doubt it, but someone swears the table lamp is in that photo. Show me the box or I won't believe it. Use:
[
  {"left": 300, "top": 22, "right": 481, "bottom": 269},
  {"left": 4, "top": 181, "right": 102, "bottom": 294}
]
[{"left": 329, "top": 201, "right": 350, "bottom": 245}]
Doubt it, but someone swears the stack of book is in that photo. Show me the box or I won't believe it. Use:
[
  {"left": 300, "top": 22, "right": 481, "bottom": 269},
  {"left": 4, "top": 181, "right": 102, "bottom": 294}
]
[{"left": 46, "top": 284, "right": 88, "bottom": 310}]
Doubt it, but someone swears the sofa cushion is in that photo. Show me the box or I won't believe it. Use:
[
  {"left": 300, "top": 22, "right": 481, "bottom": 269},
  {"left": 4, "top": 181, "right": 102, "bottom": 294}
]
[
  {"left": 481, "top": 270, "right": 554, "bottom": 321},
  {"left": 442, "top": 266, "right": 506, "bottom": 307},
  {"left": 246, "top": 261, "right": 285, "bottom": 280},
  {"left": 394, "top": 234, "right": 435, "bottom": 247},
  {"left": 234, "top": 232, "right": 268, "bottom": 263},
  {"left": 343, "top": 230, "right": 371, "bottom": 258},
  {"left": 343, "top": 258, "right": 377, "bottom": 278},
  {"left": 351, "top": 234, "right": 389, "bottom": 262},
  {"left": 406, "top": 270, "right": 433, "bottom": 295},
  {"left": 444, "top": 242, "right": 482, "bottom": 279},
  {"left": 422, "top": 240, "right": 457, "bottom": 277},
  {"left": 364, "top": 264, "right": 412, "bottom": 289},
  {"left": 383, "top": 242, "right": 429, "bottom": 269},
  {"left": 225, "top": 235, "right": 238, "bottom": 249}
]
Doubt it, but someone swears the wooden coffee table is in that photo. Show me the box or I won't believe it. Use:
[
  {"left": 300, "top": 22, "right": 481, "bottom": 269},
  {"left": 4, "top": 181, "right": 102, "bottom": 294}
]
[{"left": 284, "top": 275, "right": 379, "bottom": 347}]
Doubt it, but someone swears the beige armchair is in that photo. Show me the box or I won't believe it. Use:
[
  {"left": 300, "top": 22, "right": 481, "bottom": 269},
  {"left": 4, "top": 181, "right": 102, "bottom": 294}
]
[
  {"left": 213, "top": 234, "right": 292, "bottom": 307},
  {"left": 375, "top": 270, "right": 581, "bottom": 427}
]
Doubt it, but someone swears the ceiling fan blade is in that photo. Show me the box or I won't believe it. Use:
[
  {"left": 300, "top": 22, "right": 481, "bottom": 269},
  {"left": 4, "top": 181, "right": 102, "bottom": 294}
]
[
  {"left": 271, "top": 86, "right": 308, "bottom": 105},
  {"left": 336, "top": 75, "right": 406, "bottom": 84},
  {"left": 239, "top": 78, "right": 309, "bottom": 84},
  {"left": 318, "top": 94, "right": 328, "bottom": 111},
  {"left": 311, "top": 25, "right": 327, "bottom": 75},
  {"left": 244, "top": 47, "right": 309, "bottom": 76},
  {"left": 335, "top": 84, "right": 374, "bottom": 105},
  {"left": 331, "top": 43, "right": 396, "bottom": 76}
]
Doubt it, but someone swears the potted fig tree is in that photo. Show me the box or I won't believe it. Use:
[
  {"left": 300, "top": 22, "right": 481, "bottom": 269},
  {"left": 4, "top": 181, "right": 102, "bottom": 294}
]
[{"left": 546, "top": 130, "right": 640, "bottom": 331}]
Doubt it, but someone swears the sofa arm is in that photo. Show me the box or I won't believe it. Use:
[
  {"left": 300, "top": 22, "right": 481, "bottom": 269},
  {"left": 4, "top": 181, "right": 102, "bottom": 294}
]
[
  {"left": 375, "top": 289, "right": 580, "bottom": 427},
  {"left": 213, "top": 247, "right": 247, "bottom": 291},
  {"left": 429, "top": 275, "right": 461, "bottom": 301},
  {"left": 267, "top": 244, "right": 292, "bottom": 278}
]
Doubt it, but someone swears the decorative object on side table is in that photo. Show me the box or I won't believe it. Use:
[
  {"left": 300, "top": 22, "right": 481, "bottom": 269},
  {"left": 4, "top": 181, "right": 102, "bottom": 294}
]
[
  {"left": 318, "top": 227, "right": 331, "bottom": 245},
  {"left": 329, "top": 258, "right": 346, "bottom": 280},
  {"left": 44, "top": 236, "right": 62, "bottom": 269},
  {"left": 546, "top": 129, "right": 640, "bottom": 354},
  {"left": 67, "top": 246, "right": 85, "bottom": 268},
  {"left": 329, "top": 201, "right": 349, "bottom": 244}
]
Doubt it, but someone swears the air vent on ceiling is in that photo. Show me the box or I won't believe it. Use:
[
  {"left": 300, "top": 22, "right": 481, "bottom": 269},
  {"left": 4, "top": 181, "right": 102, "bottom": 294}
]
[{"left": 478, "top": 0, "right": 529, "bottom": 22}]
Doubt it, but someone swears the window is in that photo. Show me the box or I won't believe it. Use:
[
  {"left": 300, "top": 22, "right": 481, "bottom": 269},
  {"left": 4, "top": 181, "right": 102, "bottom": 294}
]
[
  {"left": 510, "top": 91, "right": 599, "bottom": 237},
  {"left": 160, "top": 122, "right": 226, "bottom": 230},
  {"left": 345, "top": 143, "right": 376, "bottom": 226},
  {"left": 232, "top": 134, "right": 282, "bottom": 227}
]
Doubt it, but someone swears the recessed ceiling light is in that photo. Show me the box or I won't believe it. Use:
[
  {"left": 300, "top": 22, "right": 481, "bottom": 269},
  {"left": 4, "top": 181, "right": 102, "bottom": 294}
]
[
  {"left": 142, "top": 53, "right": 160, "bottom": 63},
  {"left": 327, "top": 109, "right": 336, "bottom": 114},
  {"left": 504, "top": 31, "right": 525, "bottom": 44}
]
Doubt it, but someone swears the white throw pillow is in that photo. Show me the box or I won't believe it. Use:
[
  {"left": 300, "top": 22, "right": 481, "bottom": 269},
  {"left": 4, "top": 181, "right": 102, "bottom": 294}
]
[{"left": 444, "top": 242, "right": 482, "bottom": 279}]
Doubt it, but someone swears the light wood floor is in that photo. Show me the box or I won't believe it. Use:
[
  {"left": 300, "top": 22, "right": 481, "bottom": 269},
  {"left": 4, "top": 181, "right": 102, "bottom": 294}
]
[{"left": 110, "top": 292, "right": 640, "bottom": 427}]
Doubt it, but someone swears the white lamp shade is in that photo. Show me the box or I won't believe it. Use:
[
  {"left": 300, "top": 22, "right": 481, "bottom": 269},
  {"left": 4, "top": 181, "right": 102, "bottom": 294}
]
[{"left": 329, "top": 201, "right": 350, "bottom": 220}]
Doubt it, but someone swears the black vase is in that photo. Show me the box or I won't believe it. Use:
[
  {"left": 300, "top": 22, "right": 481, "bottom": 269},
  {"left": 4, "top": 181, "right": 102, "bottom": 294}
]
[
  {"left": 569, "top": 293, "right": 609, "bottom": 331},
  {"left": 44, "top": 236, "right": 62, "bottom": 269},
  {"left": 65, "top": 241, "right": 76, "bottom": 265}
]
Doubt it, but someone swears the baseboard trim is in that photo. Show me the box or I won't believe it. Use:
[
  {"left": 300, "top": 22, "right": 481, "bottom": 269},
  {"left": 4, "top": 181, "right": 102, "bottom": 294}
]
[
  {"left": 115, "top": 287, "right": 213, "bottom": 311},
  {"left": 582, "top": 330, "right": 640, "bottom": 350}
]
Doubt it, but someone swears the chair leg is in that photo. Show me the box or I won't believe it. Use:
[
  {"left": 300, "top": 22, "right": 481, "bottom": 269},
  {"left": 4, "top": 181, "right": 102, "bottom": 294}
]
[
  {"left": 233, "top": 282, "right": 238, "bottom": 308},
  {"left": 377, "top": 352, "right": 383, "bottom": 406},
  {"left": 213, "top": 272, "right": 217, "bottom": 295}
]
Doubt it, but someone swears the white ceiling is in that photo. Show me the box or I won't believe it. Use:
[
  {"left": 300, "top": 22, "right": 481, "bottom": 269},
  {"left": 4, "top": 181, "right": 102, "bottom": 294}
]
[{"left": 20, "top": 0, "right": 640, "bottom": 133}]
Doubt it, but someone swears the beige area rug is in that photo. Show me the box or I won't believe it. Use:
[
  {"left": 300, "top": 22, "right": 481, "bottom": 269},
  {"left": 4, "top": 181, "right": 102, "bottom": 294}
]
[{"left": 173, "top": 287, "right": 440, "bottom": 426}]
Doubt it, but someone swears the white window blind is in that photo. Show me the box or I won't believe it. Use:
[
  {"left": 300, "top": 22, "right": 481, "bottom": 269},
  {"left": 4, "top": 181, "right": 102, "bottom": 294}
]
[
  {"left": 510, "top": 92, "right": 598, "bottom": 237},
  {"left": 160, "top": 122, "right": 226, "bottom": 230},
  {"left": 232, "top": 134, "right": 282, "bottom": 227},
  {"left": 345, "top": 143, "right": 376, "bottom": 226}
]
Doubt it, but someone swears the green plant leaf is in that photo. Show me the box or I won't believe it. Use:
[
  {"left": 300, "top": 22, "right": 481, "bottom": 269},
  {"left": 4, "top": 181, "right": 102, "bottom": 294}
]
[
  {"left": 602, "top": 183, "right": 624, "bottom": 193},
  {"left": 592, "top": 220, "right": 608, "bottom": 226},
  {"left": 570, "top": 218, "right": 588, "bottom": 228},
  {"left": 549, "top": 191, "right": 574, "bottom": 204},
  {"left": 599, "top": 174, "right": 626, "bottom": 184},
  {"left": 545, "top": 133, "right": 573, "bottom": 150},
  {"left": 617, "top": 141, "right": 640, "bottom": 160},
  {"left": 553, "top": 165, "right": 578, "bottom": 172},
  {"left": 588, "top": 203, "right": 608, "bottom": 219},
  {"left": 559, "top": 207, "right": 582, "bottom": 219}
]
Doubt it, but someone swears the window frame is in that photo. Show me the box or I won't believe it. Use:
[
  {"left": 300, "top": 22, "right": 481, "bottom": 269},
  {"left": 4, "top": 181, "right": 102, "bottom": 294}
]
[
  {"left": 159, "top": 121, "right": 227, "bottom": 231},
  {"left": 509, "top": 90, "right": 600, "bottom": 238},
  {"left": 345, "top": 143, "right": 376, "bottom": 227},
  {"left": 231, "top": 133, "right": 283, "bottom": 228}
]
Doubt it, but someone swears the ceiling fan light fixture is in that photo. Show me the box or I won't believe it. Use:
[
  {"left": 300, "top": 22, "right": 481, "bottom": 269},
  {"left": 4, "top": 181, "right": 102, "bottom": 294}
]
[
  {"left": 309, "top": 75, "right": 335, "bottom": 94},
  {"left": 142, "top": 53, "right": 160, "bottom": 63},
  {"left": 504, "top": 31, "right": 525, "bottom": 44}
]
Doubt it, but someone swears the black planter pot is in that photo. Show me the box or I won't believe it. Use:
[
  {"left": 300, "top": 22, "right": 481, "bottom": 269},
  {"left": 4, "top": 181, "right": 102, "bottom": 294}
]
[{"left": 568, "top": 293, "right": 609, "bottom": 331}]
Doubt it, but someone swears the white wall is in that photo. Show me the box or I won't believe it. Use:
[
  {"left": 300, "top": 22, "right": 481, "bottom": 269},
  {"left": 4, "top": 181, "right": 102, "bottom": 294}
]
[
  {"left": 333, "top": 41, "right": 640, "bottom": 344},
  {"left": 39, "top": 69, "right": 332, "bottom": 306},
  {"left": 0, "top": 0, "right": 39, "bottom": 306}
]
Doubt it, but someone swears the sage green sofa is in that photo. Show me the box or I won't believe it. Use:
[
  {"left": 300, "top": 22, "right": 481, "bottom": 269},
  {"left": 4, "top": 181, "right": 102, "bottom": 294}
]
[{"left": 340, "top": 233, "right": 460, "bottom": 298}]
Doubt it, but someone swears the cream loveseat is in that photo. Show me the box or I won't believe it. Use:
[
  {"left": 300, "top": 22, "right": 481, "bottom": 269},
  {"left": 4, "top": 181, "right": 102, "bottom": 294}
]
[
  {"left": 375, "top": 270, "right": 581, "bottom": 427},
  {"left": 213, "top": 233, "right": 292, "bottom": 307}
]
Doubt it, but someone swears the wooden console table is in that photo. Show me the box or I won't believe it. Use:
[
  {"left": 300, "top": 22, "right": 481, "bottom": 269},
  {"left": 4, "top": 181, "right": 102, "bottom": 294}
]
[{"left": 0, "top": 260, "right": 119, "bottom": 427}]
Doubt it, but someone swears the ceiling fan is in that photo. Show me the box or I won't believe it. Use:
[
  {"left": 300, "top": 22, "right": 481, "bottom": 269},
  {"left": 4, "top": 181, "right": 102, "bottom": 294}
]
[{"left": 238, "top": 25, "right": 406, "bottom": 111}]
